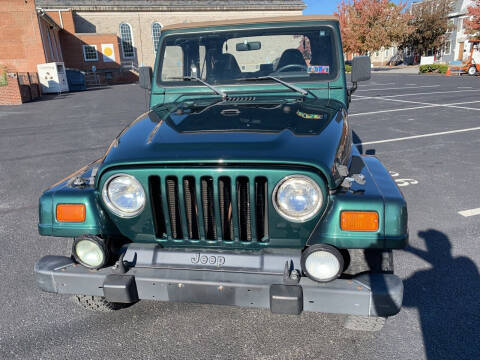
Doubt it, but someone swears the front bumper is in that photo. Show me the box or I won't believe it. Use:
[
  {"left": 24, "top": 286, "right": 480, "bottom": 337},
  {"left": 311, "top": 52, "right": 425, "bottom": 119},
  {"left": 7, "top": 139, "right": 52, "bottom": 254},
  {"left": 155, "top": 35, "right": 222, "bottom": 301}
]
[{"left": 35, "top": 250, "right": 403, "bottom": 317}]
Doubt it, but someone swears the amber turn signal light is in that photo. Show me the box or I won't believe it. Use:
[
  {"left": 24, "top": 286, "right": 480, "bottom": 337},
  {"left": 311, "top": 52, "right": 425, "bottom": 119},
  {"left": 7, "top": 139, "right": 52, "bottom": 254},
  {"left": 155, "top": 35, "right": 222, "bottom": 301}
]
[
  {"left": 340, "top": 211, "right": 378, "bottom": 231},
  {"left": 56, "top": 204, "right": 86, "bottom": 222}
]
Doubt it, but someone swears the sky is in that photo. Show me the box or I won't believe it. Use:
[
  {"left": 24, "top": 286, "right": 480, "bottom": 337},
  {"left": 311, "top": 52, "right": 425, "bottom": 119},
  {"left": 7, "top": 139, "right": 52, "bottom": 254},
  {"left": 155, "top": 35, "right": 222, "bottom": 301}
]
[
  {"left": 303, "top": 0, "right": 412, "bottom": 15},
  {"left": 303, "top": 0, "right": 340, "bottom": 15}
]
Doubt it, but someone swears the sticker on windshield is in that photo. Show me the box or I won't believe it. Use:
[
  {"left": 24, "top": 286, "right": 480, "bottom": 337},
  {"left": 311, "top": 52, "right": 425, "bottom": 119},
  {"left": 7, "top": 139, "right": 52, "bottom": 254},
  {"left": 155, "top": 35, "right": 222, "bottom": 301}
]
[
  {"left": 308, "top": 65, "right": 329, "bottom": 74},
  {"left": 296, "top": 110, "right": 324, "bottom": 120}
]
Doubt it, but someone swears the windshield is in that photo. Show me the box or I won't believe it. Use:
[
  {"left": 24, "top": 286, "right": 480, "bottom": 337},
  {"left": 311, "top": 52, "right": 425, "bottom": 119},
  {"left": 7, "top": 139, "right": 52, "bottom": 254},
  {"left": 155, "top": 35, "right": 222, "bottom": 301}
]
[{"left": 157, "top": 26, "right": 338, "bottom": 86}]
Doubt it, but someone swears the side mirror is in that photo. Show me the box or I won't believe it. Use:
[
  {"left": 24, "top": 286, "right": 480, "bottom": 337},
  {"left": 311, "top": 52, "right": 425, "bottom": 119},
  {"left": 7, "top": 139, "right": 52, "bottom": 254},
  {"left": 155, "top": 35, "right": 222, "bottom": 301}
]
[
  {"left": 351, "top": 56, "right": 371, "bottom": 83},
  {"left": 348, "top": 56, "right": 371, "bottom": 104},
  {"left": 139, "top": 66, "right": 152, "bottom": 90}
]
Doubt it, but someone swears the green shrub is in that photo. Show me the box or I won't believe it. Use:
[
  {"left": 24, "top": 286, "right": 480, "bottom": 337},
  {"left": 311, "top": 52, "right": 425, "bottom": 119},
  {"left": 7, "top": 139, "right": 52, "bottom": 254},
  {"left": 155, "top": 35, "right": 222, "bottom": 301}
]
[
  {"left": 419, "top": 65, "right": 429, "bottom": 73},
  {"left": 419, "top": 64, "right": 449, "bottom": 74},
  {"left": 345, "top": 64, "right": 352, "bottom": 73},
  {"left": 438, "top": 64, "right": 448, "bottom": 74}
]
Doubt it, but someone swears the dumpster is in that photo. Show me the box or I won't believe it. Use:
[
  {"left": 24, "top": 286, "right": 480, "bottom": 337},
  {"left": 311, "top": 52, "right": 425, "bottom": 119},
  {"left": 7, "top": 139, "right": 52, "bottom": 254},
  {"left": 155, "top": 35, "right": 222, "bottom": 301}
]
[{"left": 66, "top": 69, "right": 86, "bottom": 91}]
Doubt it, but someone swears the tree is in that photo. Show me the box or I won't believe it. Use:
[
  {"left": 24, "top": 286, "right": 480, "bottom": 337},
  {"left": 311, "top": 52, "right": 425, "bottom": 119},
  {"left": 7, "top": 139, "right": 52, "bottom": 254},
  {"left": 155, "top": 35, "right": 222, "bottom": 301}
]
[
  {"left": 465, "top": 0, "right": 480, "bottom": 38},
  {"left": 401, "top": 0, "right": 453, "bottom": 56},
  {"left": 335, "top": 0, "right": 412, "bottom": 55}
]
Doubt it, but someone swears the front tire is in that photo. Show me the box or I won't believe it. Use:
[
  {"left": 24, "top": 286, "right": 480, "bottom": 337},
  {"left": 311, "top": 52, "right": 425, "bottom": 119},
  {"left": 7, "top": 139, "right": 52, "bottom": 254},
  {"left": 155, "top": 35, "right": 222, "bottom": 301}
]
[
  {"left": 468, "top": 66, "right": 477, "bottom": 76},
  {"left": 72, "top": 295, "right": 132, "bottom": 312}
]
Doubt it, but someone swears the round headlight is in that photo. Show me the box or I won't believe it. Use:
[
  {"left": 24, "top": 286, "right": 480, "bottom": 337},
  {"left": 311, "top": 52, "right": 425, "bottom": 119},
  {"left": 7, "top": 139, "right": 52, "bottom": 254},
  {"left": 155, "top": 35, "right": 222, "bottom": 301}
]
[
  {"left": 273, "top": 175, "right": 323, "bottom": 222},
  {"left": 73, "top": 236, "right": 107, "bottom": 269},
  {"left": 102, "top": 174, "right": 146, "bottom": 218},
  {"left": 301, "top": 244, "right": 344, "bottom": 282}
]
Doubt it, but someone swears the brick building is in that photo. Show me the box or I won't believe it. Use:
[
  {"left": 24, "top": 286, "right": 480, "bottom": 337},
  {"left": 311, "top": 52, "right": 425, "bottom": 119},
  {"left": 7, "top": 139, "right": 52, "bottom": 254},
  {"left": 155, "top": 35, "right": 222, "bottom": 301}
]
[
  {"left": 1, "top": 0, "right": 305, "bottom": 105},
  {"left": 0, "top": 0, "right": 62, "bottom": 104},
  {"left": 0, "top": 0, "right": 127, "bottom": 104},
  {"left": 36, "top": 0, "right": 306, "bottom": 68},
  {"left": 44, "top": 9, "right": 132, "bottom": 84}
]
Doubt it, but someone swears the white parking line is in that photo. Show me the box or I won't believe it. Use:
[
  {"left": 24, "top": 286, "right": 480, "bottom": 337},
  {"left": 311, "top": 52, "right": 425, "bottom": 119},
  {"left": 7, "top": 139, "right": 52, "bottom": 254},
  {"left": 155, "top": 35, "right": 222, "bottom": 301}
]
[
  {"left": 350, "top": 99, "right": 480, "bottom": 116},
  {"left": 355, "top": 95, "right": 480, "bottom": 106},
  {"left": 377, "top": 89, "right": 480, "bottom": 98},
  {"left": 350, "top": 105, "right": 437, "bottom": 117},
  {"left": 458, "top": 208, "right": 480, "bottom": 217},
  {"left": 444, "top": 104, "right": 480, "bottom": 111},
  {"left": 354, "top": 126, "right": 480, "bottom": 145},
  {"left": 353, "top": 90, "right": 480, "bottom": 104},
  {"left": 356, "top": 85, "right": 440, "bottom": 92},
  {"left": 364, "top": 82, "right": 396, "bottom": 86},
  {"left": 358, "top": 97, "right": 480, "bottom": 107}
]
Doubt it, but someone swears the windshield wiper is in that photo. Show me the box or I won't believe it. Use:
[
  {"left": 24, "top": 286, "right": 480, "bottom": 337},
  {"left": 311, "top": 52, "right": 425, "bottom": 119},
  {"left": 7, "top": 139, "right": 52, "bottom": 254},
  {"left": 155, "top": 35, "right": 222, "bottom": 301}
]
[
  {"left": 182, "top": 76, "right": 228, "bottom": 100},
  {"left": 240, "top": 76, "right": 312, "bottom": 97}
]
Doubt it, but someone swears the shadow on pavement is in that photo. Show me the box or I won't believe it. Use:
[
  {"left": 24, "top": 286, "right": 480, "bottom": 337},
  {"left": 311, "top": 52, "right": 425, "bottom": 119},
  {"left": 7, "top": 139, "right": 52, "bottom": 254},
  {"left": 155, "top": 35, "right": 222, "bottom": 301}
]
[
  {"left": 35, "top": 86, "right": 112, "bottom": 102},
  {"left": 83, "top": 86, "right": 112, "bottom": 91},
  {"left": 403, "top": 229, "right": 480, "bottom": 359},
  {"left": 343, "top": 131, "right": 479, "bottom": 359}
]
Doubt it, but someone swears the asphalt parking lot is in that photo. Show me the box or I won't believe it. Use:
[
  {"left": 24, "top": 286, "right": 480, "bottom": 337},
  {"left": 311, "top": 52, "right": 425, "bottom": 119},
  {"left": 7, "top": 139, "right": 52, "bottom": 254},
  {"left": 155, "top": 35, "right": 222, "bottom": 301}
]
[{"left": 0, "top": 73, "right": 479, "bottom": 360}]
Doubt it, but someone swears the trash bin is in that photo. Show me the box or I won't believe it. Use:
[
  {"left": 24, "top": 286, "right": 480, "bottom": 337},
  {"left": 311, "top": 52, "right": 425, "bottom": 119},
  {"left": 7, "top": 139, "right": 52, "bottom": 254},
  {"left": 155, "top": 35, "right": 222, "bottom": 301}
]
[{"left": 66, "top": 69, "right": 86, "bottom": 91}]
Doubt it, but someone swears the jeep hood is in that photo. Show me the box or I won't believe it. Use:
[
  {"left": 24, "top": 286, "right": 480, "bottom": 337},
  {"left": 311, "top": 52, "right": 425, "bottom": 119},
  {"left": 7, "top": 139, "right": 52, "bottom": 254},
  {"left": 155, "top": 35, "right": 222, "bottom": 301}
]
[{"left": 99, "top": 98, "right": 351, "bottom": 188}]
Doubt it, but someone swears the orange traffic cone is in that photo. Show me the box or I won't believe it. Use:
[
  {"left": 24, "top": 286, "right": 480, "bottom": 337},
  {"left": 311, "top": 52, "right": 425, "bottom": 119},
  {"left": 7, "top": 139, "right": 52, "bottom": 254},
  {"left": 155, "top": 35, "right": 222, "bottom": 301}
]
[{"left": 446, "top": 67, "right": 451, "bottom": 76}]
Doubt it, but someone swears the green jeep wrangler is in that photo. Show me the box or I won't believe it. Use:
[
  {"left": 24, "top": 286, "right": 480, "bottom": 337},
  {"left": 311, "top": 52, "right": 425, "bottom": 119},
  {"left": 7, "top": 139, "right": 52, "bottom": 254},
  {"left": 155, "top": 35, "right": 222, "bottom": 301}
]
[{"left": 35, "top": 15, "right": 407, "bottom": 328}]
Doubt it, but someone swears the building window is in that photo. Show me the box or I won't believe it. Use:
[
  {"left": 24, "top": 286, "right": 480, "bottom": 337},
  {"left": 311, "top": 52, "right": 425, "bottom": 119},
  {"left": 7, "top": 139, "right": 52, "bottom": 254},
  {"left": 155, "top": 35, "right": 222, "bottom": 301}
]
[
  {"left": 50, "top": 30, "right": 59, "bottom": 60},
  {"left": 152, "top": 22, "right": 162, "bottom": 53},
  {"left": 82, "top": 45, "right": 98, "bottom": 61},
  {"left": 444, "top": 40, "right": 451, "bottom": 55},
  {"left": 53, "top": 31, "right": 63, "bottom": 62},
  {"left": 120, "top": 23, "right": 134, "bottom": 59},
  {"left": 45, "top": 27, "right": 55, "bottom": 62},
  {"left": 446, "top": 19, "right": 454, "bottom": 33}
]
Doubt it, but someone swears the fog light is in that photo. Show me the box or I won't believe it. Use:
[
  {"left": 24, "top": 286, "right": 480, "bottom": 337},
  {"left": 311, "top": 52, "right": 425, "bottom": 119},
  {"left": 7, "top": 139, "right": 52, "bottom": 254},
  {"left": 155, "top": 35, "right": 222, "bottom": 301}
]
[
  {"left": 72, "top": 236, "right": 107, "bottom": 269},
  {"left": 301, "top": 244, "right": 344, "bottom": 282}
]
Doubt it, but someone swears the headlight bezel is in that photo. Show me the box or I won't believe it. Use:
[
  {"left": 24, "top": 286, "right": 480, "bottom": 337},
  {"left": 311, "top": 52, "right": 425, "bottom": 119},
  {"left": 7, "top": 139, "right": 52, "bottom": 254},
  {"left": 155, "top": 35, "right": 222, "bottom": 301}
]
[
  {"left": 101, "top": 173, "right": 146, "bottom": 218},
  {"left": 272, "top": 174, "right": 324, "bottom": 223}
]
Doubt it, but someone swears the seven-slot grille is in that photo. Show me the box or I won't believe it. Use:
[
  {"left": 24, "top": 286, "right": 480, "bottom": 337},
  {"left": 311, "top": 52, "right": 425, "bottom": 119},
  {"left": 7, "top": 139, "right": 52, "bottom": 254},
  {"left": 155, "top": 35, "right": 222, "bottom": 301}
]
[{"left": 148, "top": 175, "right": 269, "bottom": 242}]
